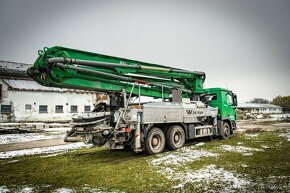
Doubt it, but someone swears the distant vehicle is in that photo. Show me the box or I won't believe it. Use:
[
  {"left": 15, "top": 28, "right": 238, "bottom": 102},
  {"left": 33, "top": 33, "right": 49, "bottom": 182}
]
[{"left": 28, "top": 46, "right": 237, "bottom": 154}]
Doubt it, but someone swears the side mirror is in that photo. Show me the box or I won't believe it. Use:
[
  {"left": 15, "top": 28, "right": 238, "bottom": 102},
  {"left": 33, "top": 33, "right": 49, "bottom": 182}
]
[{"left": 233, "top": 93, "right": 237, "bottom": 108}]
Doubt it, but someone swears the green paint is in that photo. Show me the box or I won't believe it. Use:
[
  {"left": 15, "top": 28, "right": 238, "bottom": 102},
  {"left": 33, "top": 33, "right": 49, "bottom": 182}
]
[
  {"left": 204, "top": 88, "right": 237, "bottom": 121},
  {"left": 28, "top": 46, "right": 236, "bottom": 121}
]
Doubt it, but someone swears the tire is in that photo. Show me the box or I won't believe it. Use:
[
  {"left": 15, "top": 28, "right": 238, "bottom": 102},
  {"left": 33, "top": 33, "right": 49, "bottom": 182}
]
[
  {"left": 220, "top": 122, "right": 231, "bottom": 140},
  {"left": 145, "top": 127, "right": 165, "bottom": 155},
  {"left": 166, "top": 125, "right": 186, "bottom": 150}
]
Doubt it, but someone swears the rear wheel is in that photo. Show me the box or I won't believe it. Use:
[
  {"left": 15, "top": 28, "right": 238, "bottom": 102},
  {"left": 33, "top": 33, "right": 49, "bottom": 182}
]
[
  {"left": 145, "top": 127, "right": 165, "bottom": 155},
  {"left": 166, "top": 125, "right": 185, "bottom": 150},
  {"left": 221, "top": 122, "right": 231, "bottom": 140}
]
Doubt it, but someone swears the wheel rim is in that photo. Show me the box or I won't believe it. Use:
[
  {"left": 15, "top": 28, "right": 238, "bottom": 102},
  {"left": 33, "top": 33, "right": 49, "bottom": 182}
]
[
  {"left": 151, "top": 134, "right": 162, "bottom": 149},
  {"left": 173, "top": 131, "right": 183, "bottom": 146},
  {"left": 224, "top": 125, "right": 230, "bottom": 138}
]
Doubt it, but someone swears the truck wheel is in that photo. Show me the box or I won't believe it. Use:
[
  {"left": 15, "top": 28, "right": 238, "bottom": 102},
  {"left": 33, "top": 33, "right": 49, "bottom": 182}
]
[
  {"left": 166, "top": 125, "right": 185, "bottom": 150},
  {"left": 145, "top": 127, "right": 165, "bottom": 155},
  {"left": 221, "top": 122, "right": 231, "bottom": 140}
]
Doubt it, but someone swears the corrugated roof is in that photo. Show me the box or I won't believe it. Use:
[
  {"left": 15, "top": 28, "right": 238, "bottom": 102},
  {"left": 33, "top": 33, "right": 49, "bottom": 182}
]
[
  {"left": 3, "top": 79, "right": 69, "bottom": 92},
  {"left": 2, "top": 79, "right": 94, "bottom": 93},
  {"left": 238, "top": 103, "right": 282, "bottom": 109}
]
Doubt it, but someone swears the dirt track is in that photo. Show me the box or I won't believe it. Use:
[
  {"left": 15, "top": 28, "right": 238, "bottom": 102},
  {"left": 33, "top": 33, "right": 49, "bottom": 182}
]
[
  {"left": 0, "top": 137, "right": 66, "bottom": 152},
  {"left": 237, "top": 121, "right": 290, "bottom": 132}
]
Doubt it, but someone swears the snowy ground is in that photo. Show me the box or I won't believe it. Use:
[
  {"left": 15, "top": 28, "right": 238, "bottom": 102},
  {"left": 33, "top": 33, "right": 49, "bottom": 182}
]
[
  {"left": 147, "top": 127, "right": 290, "bottom": 192},
  {"left": 0, "top": 126, "right": 92, "bottom": 159},
  {"left": 218, "top": 145, "right": 264, "bottom": 156},
  {"left": 148, "top": 145, "right": 254, "bottom": 191},
  {"left": 43, "top": 127, "right": 70, "bottom": 134},
  {"left": 171, "top": 164, "right": 251, "bottom": 191},
  {"left": 0, "top": 185, "right": 125, "bottom": 193},
  {"left": 149, "top": 144, "right": 226, "bottom": 190},
  {"left": 150, "top": 146, "right": 218, "bottom": 167},
  {"left": 278, "top": 128, "right": 290, "bottom": 141},
  {"left": 148, "top": 144, "right": 288, "bottom": 192},
  {"left": 0, "top": 133, "right": 61, "bottom": 145},
  {"left": 0, "top": 142, "right": 92, "bottom": 159},
  {"left": 244, "top": 133, "right": 259, "bottom": 138}
]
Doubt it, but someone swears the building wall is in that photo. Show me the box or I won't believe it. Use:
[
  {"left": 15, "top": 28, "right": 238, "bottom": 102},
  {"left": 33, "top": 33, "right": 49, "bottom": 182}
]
[
  {"left": 240, "top": 107, "right": 283, "bottom": 114},
  {"left": 0, "top": 82, "right": 97, "bottom": 122}
]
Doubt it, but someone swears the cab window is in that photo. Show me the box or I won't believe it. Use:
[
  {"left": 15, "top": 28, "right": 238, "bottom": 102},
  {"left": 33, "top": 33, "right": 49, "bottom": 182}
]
[
  {"left": 206, "top": 94, "right": 217, "bottom": 101},
  {"left": 226, "top": 94, "right": 233, "bottom": 105},
  {"left": 211, "top": 94, "right": 217, "bottom": 101}
]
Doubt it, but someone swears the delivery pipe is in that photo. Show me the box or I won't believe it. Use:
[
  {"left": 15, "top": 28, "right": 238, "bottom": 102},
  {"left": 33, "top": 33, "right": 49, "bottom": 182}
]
[
  {"left": 54, "top": 63, "right": 192, "bottom": 94},
  {"left": 64, "top": 127, "right": 83, "bottom": 142},
  {"left": 47, "top": 57, "right": 205, "bottom": 76}
]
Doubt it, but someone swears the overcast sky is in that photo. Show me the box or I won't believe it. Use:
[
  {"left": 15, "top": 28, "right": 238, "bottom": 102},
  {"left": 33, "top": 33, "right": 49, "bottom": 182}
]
[{"left": 0, "top": 0, "right": 289, "bottom": 102}]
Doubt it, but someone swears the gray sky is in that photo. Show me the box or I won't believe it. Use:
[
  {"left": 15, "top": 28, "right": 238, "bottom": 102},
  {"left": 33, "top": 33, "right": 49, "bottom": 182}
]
[{"left": 0, "top": 0, "right": 289, "bottom": 102}]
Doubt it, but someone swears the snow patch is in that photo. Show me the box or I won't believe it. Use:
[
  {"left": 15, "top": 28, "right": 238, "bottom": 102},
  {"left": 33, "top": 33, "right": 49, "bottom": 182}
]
[
  {"left": 40, "top": 153, "right": 62, "bottom": 158},
  {"left": 82, "top": 185, "right": 126, "bottom": 193},
  {"left": 261, "top": 145, "right": 269, "bottom": 149},
  {"left": 0, "top": 133, "right": 60, "bottom": 145},
  {"left": 53, "top": 187, "right": 75, "bottom": 193},
  {"left": 245, "top": 134, "right": 259, "bottom": 138},
  {"left": 219, "top": 145, "right": 264, "bottom": 155},
  {"left": 17, "top": 186, "right": 34, "bottom": 193},
  {"left": 195, "top": 142, "right": 205, "bottom": 147},
  {"left": 257, "top": 175, "right": 290, "bottom": 192},
  {"left": 278, "top": 129, "right": 290, "bottom": 141},
  {"left": 0, "top": 185, "right": 35, "bottom": 193},
  {"left": 172, "top": 165, "right": 251, "bottom": 191},
  {"left": 0, "top": 185, "right": 125, "bottom": 193},
  {"left": 7, "top": 159, "right": 19, "bottom": 163},
  {"left": 0, "top": 186, "right": 9, "bottom": 193},
  {"left": 0, "top": 142, "right": 92, "bottom": 159},
  {"left": 241, "top": 164, "right": 248, "bottom": 168},
  {"left": 150, "top": 147, "right": 218, "bottom": 166},
  {"left": 148, "top": 147, "right": 224, "bottom": 190}
]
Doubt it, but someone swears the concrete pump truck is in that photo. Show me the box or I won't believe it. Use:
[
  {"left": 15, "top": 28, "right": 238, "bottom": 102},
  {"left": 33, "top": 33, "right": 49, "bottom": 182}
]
[{"left": 28, "top": 46, "right": 237, "bottom": 154}]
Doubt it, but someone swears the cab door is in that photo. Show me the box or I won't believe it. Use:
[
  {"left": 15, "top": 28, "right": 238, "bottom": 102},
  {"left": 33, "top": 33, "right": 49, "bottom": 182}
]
[{"left": 223, "top": 92, "right": 236, "bottom": 121}]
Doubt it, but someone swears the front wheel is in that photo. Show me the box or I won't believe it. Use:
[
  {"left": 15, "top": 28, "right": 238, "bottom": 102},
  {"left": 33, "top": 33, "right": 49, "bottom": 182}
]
[
  {"left": 166, "top": 125, "right": 186, "bottom": 150},
  {"left": 220, "top": 122, "right": 231, "bottom": 140},
  {"left": 145, "top": 127, "right": 165, "bottom": 155}
]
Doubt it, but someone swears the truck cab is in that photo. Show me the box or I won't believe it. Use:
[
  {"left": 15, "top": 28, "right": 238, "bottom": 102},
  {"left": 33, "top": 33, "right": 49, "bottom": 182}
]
[{"left": 203, "top": 88, "right": 237, "bottom": 134}]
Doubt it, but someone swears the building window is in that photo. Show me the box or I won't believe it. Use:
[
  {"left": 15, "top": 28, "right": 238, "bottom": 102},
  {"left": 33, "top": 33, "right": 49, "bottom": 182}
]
[
  {"left": 70, "top": 105, "right": 78, "bottom": 113},
  {"left": 55, "top": 105, "right": 63, "bottom": 113},
  {"left": 84, "top": 106, "right": 91, "bottom": 112},
  {"left": 39, "top": 105, "right": 48, "bottom": 113},
  {"left": 1, "top": 105, "right": 11, "bottom": 113},
  {"left": 25, "top": 104, "right": 32, "bottom": 110}
]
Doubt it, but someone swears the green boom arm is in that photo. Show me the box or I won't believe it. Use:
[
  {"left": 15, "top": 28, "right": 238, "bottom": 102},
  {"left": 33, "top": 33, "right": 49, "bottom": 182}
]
[{"left": 28, "top": 46, "right": 206, "bottom": 99}]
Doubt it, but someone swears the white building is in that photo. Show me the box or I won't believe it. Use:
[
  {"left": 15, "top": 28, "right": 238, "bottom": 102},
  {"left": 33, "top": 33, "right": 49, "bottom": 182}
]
[
  {"left": 237, "top": 103, "right": 283, "bottom": 114},
  {"left": 0, "top": 60, "right": 98, "bottom": 122}
]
